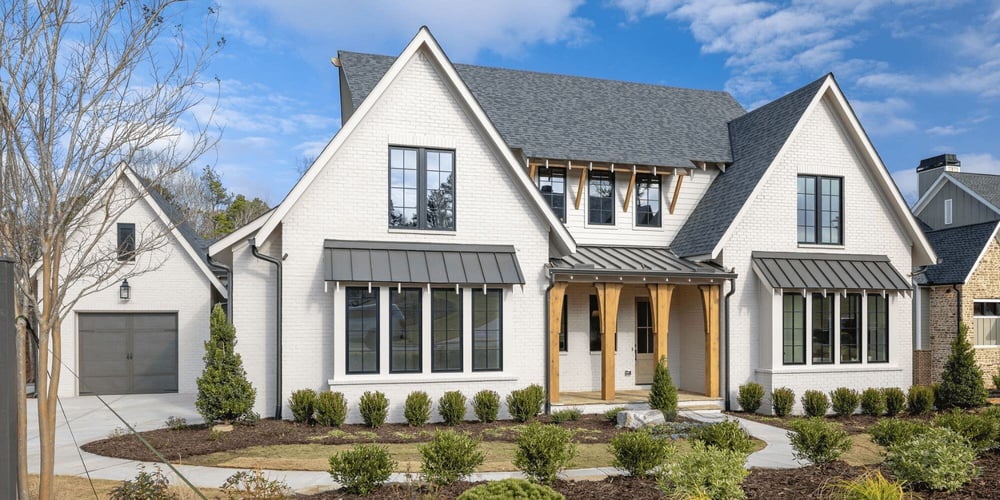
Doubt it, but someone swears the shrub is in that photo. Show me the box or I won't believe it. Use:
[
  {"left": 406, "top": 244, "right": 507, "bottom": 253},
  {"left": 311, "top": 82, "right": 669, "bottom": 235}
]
[
  {"left": 658, "top": 442, "right": 749, "bottom": 500},
  {"left": 883, "top": 387, "right": 906, "bottom": 417},
  {"left": 692, "top": 419, "right": 754, "bottom": 454},
  {"left": 457, "top": 478, "right": 564, "bottom": 500},
  {"left": 439, "top": 391, "right": 467, "bottom": 426},
  {"left": 648, "top": 356, "right": 678, "bottom": 420},
  {"left": 328, "top": 444, "right": 396, "bottom": 495},
  {"left": 220, "top": 468, "right": 291, "bottom": 499},
  {"left": 983, "top": 404, "right": 1000, "bottom": 421},
  {"left": 359, "top": 391, "right": 389, "bottom": 429},
  {"left": 787, "top": 418, "right": 852, "bottom": 464},
  {"left": 868, "top": 418, "right": 930, "bottom": 448},
  {"left": 314, "top": 391, "right": 348, "bottom": 427},
  {"left": 110, "top": 465, "right": 172, "bottom": 500},
  {"left": 196, "top": 304, "right": 257, "bottom": 424},
  {"left": 604, "top": 406, "right": 628, "bottom": 423},
  {"left": 994, "top": 367, "right": 1000, "bottom": 392},
  {"left": 933, "top": 409, "right": 1000, "bottom": 453},
  {"left": 402, "top": 391, "right": 431, "bottom": 426},
  {"left": 802, "top": 390, "right": 829, "bottom": 417},
  {"left": 289, "top": 389, "right": 317, "bottom": 424},
  {"left": 859, "top": 388, "right": 886, "bottom": 417},
  {"left": 164, "top": 416, "right": 187, "bottom": 431},
  {"left": 513, "top": 423, "right": 577, "bottom": 484},
  {"left": 737, "top": 382, "right": 764, "bottom": 413},
  {"left": 472, "top": 390, "right": 500, "bottom": 423},
  {"left": 550, "top": 409, "right": 581, "bottom": 424},
  {"left": 907, "top": 385, "right": 935, "bottom": 415},
  {"left": 507, "top": 385, "right": 545, "bottom": 423},
  {"left": 609, "top": 428, "right": 674, "bottom": 478},
  {"left": 938, "top": 323, "right": 988, "bottom": 409},
  {"left": 829, "top": 387, "right": 860, "bottom": 417},
  {"left": 771, "top": 387, "right": 795, "bottom": 417},
  {"left": 886, "top": 427, "right": 979, "bottom": 492},
  {"left": 419, "top": 430, "right": 486, "bottom": 485},
  {"left": 829, "top": 471, "right": 905, "bottom": 500}
]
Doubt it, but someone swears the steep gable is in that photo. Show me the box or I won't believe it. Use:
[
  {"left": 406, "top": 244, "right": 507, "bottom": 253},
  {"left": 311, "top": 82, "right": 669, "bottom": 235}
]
[{"left": 920, "top": 220, "right": 1000, "bottom": 285}]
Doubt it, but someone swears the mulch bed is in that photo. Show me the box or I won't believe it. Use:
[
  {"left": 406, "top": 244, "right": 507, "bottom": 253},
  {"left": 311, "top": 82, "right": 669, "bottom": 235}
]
[
  {"left": 82, "top": 415, "right": 619, "bottom": 462},
  {"left": 728, "top": 411, "right": 934, "bottom": 435},
  {"left": 300, "top": 477, "right": 663, "bottom": 499}
]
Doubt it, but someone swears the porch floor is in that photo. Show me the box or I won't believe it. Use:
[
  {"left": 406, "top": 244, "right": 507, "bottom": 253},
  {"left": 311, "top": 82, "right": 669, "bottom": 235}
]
[{"left": 557, "top": 389, "right": 717, "bottom": 405}]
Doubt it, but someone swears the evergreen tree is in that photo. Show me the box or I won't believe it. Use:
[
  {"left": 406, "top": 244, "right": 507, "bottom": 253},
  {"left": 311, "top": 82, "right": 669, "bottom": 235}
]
[
  {"left": 938, "top": 322, "right": 987, "bottom": 409},
  {"left": 648, "top": 356, "right": 678, "bottom": 420},
  {"left": 196, "top": 304, "right": 257, "bottom": 423}
]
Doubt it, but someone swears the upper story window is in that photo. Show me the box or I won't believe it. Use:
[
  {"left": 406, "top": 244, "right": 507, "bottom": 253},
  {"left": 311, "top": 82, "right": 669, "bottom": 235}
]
[
  {"left": 389, "top": 147, "right": 455, "bottom": 230},
  {"left": 537, "top": 167, "right": 566, "bottom": 221},
  {"left": 635, "top": 174, "right": 661, "bottom": 227},
  {"left": 797, "top": 175, "right": 842, "bottom": 244},
  {"left": 117, "top": 223, "right": 136, "bottom": 261},
  {"left": 588, "top": 171, "right": 614, "bottom": 225},
  {"left": 944, "top": 198, "right": 953, "bottom": 225}
]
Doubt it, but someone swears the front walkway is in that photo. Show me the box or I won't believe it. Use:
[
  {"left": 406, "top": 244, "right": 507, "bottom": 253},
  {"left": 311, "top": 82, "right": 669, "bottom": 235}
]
[{"left": 26, "top": 395, "right": 800, "bottom": 493}]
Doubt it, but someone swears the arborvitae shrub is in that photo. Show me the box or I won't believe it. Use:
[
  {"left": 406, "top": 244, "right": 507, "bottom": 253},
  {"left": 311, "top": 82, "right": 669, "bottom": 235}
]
[
  {"left": 886, "top": 427, "right": 979, "bottom": 493},
  {"left": 692, "top": 419, "right": 755, "bottom": 454},
  {"left": 513, "top": 423, "right": 577, "bottom": 484},
  {"left": 419, "top": 430, "right": 486, "bottom": 485},
  {"left": 938, "top": 323, "right": 988, "bottom": 409},
  {"left": 289, "top": 389, "right": 317, "bottom": 424},
  {"left": 609, "top": 428, "right": 674, "bottom": 478},
  {"left": 772, "top": 387, "right": 795, "bottom": 417},
  {"left": 738, "top": 382, "right": 765, "bottom": 413},
  {"left": 907, "top": 386, "right": 935, "bottom": 415},
  {"left": 404, "top": 391, "right": 432, "bottom": 426},
  {"left": 648, "top": 356, "right": 678, "bottom": 421},
  {"left": 359, "top": 391, "right": 389, "bottom": 429},
  {"left": 788, "top": 418, "right": 852, "bottom": 464},
  {"left": 860, "top": 388, "right": 886, "bottom": 416},
  {"left": 507, "top": 385, "right": 545, "bottom": 423},
  {"left": 438, "top": 391, "right": 467, "bottom": 426},
  {"left": 830, "top": 387, "right": 860, "bottom": 417},
  {"left": 472, "top": 390, "right": 500, "bottom": 423},
  {"left": 802, "top": 390, "right": 830, "bottom": 417},
  {"left": 328, "top": 444, "right": 396, "bottom": 495},
  {"left": 196, "top": 305, "right": 257, "bottom": 424},
  {"left": 315, "top": 391, "right": 348, "bottom": 427},
  {"left": 883, "top": 387, "right": 906, "bottom": 417}
]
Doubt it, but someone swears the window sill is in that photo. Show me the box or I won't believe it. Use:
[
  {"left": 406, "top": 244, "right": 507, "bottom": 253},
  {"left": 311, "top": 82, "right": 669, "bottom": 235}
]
[
  {"left": 387, "top": 228, "right": 457, "bottom": 236},
  {"left": 756, "top": 364, "right": 901, "bottom": 375},
  {"left": 583, "top": 224, "right": 617, "bottom": 230},
  {"left": 632, "top": 225, "right": 663, "bottom": 232},
  {"left": 797, "top": 243, "right": 845, "bottom": 250},
  {"left": 328, "top": 374, "right": 518, "bottom": 386},
  {"left": 974, "top": 345, "right": 1000, "bottom": 349}
]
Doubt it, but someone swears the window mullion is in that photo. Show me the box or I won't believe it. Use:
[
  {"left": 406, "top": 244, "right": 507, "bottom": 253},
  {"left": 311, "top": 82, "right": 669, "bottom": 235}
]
[{"left": 417, "top": 148, "right": 426, "bottom": 230}]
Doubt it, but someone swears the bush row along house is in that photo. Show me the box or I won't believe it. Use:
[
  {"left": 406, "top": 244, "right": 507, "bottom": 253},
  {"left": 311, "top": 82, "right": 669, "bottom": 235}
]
[{"left": 53, "top": 27, "right": 943, "bottom": 421}]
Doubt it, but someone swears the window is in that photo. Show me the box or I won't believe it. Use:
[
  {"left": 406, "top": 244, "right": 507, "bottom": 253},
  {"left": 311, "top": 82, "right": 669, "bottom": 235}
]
[
  {"left": 635, "top": 174, "right": 662, "bottom": 227},
  {"left": 588, "top": 171, "right": 614, "bottom": 225},
  {"left": 431, "top": 289, "right": 462, "bottom": 372},
  {"left": 472, "top": 289, "right": 502, "bottom": 371},
  {"left": 117, "top": 223, "right": 135, "bottom": 261},
  {"left": 346, "top": 287, "right": 379, "bottom": 374},
  {"left": 589, "top": 295, "right": 617, "bottom": 352},
  {"left": 812, "top": 294, "right": 834, "bottom": 364},
  {"left": 867, "top": 294, "right": 889, "bottom": 362},
  {"left": 944, "top": 198, "right": 953, "bottom": 225},
  {"left": 840, "top": 294, "right": 861, "bottom": 363},
  {"left": 973, "top": 301, "right": 1000, "bottom": 346},
  {"left": 559, "top": 295, "right": 568, "bottom": 352},
  {"left": 389, "top": 147, "right": 455, "bottom": 230},
  {"left": 389, "top": 288, "right": 421, "bottom": 373},
  {"left": 636, "top": 299, "right": 654, "bottom": 354},
  {"left": 783, "top": 294, "right": 805, "bottom": 364},
  {"left": 537, "top": 167, "right": 566, "bottom": 221},
  {"left": 797, "top": 175, "right": 842, "bottom": 244}
]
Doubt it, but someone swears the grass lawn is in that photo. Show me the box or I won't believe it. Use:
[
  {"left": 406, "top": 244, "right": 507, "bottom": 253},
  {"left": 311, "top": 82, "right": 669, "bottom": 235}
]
[{"left": 841, "top": 434, "right": 883, "bottom": 466}]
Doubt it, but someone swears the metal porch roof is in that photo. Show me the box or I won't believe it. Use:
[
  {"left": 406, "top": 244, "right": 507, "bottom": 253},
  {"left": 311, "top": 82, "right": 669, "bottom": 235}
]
[
  {"left": 549, "top": 245, "right": 734, "bottom": 278},
  {"left": 751, "top": 252, "right": 911, "bottom": 291}
]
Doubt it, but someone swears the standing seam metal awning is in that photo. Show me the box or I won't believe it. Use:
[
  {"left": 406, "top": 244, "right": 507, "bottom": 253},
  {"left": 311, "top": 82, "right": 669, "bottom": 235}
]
[
  {"left": 751, "top": 251, "right": 911, "bottom": 291},
  {"left": 324, "top": 240, "right": 525, "bottom": 285},
  {"left": 549, "top": 245, "right": 735, "bottom": 278}
]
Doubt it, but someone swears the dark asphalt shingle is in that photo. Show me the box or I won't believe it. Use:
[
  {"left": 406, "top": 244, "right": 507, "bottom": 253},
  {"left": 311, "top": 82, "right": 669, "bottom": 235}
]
[
  {"left": 919, "top": 220, "right": 999, "bottom": 285},
  {"left": 948, "top": 172, "right": 1000, "bottom": 209}
]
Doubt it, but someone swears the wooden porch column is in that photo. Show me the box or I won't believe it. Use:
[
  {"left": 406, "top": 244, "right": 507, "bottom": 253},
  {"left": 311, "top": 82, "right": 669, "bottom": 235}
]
[
  {"left": 549, "top": 283, "right": 568, "bottom": 404},
  {"left": 595, "top": 283, "right": 623, "bottom": 401},
  {"left": 647, "top": 284, "right": 674, "bottom": 367},
  {"left": 699, "top": 285, "right": 721, "bottom": 398}
]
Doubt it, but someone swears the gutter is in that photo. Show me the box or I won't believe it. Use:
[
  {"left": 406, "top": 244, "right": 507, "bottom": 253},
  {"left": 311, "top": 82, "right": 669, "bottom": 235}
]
[
  {"left": 206, "top": 255, "right": 232, "bottom": 322},
  {"left": 543, "top": 269, "right": 555, "bottom": 415},
  {"left": 953, "top": 284, "right": 962, "bottom": 332},
  {"left": 249, "top": 239, "right": 283, "bottom": 420},
  {"left": 724, "top": 273, "right": 736, "bottom": 411}
]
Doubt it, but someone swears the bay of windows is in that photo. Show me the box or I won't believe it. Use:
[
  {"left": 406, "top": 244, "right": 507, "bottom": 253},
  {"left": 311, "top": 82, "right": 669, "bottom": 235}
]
[
  {"left": 781, "top": 291, "right": 890, "bottom": 366},
  {"left": 389, "top": 147, "right": 455, "bottom": 230}
]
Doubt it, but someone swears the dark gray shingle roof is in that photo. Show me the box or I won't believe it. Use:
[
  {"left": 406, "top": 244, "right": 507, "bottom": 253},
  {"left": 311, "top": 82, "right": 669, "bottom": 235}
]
[
  {"left": 671, "top": 75, "right": 828, "bottom": 258},
  {"left": 919, "top": 220, "right": 999, "bottom": 285},
  {"left": 948, "top": 172, "right": 1000, "bottom": 209},
  {"left": 324, "top": 240, "right": 525, "bottom": 285},
  {"left": 549, "top": 245, "right": 735, "bottom": 278},
  {"left": 752, "top": 252, "right": 911, "bottom": 290},
  {"left": 338, "top": 51, "right": 746, "bottom": 168}
]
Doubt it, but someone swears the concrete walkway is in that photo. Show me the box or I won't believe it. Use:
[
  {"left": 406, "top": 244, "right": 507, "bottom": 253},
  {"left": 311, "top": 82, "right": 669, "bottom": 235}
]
[{"left": 27, "top": 395, "right": 800, "bottom": 494}]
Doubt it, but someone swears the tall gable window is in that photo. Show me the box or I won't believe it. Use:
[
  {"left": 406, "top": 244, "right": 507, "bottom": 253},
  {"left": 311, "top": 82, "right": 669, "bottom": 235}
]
[
  {"left": 117, "top": 223, "right": 136, "bottom": 261},
  {"left": 797, "top": 175, "right": 842, "bottom": 244},
  {"left": 635, "top": 174, "right": 662, "bottom": 227},
  {"left": 537, "top": 167, "right": 566, "bottom": 221},
  {"left": 389, "top": 147, "right": 455, "bottom": 230},
  {"left": 588, "top": 171, "right": 615, "bottom": 225}
]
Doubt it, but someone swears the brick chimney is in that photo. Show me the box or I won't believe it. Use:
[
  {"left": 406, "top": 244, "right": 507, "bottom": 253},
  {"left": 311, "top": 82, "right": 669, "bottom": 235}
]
[{"left": 917, "top": 154, "right": 961, "bottom": 198}]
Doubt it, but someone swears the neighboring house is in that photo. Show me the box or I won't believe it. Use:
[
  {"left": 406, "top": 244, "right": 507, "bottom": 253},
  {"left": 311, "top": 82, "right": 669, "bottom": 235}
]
[
  {"left": 912, "top": 154, "right": 1000, "bottom": 387},
  {"left": 53, "top": 165, "right": 227, "bottom": 397}
]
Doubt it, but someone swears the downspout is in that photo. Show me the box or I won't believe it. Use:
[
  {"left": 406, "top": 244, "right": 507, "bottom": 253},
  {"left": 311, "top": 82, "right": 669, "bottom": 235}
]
[
  {"left": 249, "top": 239, "right": 282, "bottom": 420},
  {"left": 543, "top": 268, "right": 555, "bottom": 415},
  {"left": 953, "top": 284, "right": 962, "bottom": 332},
  {"left": 206, "top": 255, "right": 232, "bottom": 322},
  {"left": 724, "top": 273, "right": 737, "bottom": 412}
]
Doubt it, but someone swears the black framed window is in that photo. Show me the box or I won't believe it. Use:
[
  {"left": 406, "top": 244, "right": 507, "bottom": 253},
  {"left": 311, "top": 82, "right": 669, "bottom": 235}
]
[
  {"left": 588, "top": 171, "right": 614, "bottom": 225},
  {"left": 472, "top": 289, "right": 502, "bottom": 371},
  {"left": 117, "top": 223, "right": 136, "bottom": 261},
  {"left": 389, "top": 147, "right": 455, "bottom": 230},
  {"left": 346, "top": 287, "right": 379, "bottom": 374},
  {"left": 559, "top": 296, "right": 568, "bottom": 352},
  {"left": 867, "top": 294, "right": 889, "bottom": 362},
  {"left": 431, "top": 289, "right": 462, "bottom": 372},
  {"left": 635, "top": 174, "right": 662, "bottom": 227},
  {"left": 840, "top": 294, "right": 861, "bottom": 363},
  {"left": 636, "top": 299, "right": 654, "bottom": 354},
  {"left": 812, "top": 294, "right": 834, "bottom": 364},
  {"left": 783, "top": 293, "right": 805, "bottom": 364},
  {"left": 797, "top": 175, "right": 842, "bottom": 244},
  {"left": 389, "top": 288, "right": 421, "bottom": 373},
  {"left": 538, "top": 167, "right": 566, "bottom": 221}
]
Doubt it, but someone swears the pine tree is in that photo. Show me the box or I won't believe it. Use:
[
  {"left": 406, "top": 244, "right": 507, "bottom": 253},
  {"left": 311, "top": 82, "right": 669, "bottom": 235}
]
[
  {"left": 196, "top": 304, "right": 257, "bottom": 423},
  {"left": 648, "top": 356, "right": 678, "bottom": 420},
  {"left": 938, "top": 322, "right": 987, "bottom": 409}
]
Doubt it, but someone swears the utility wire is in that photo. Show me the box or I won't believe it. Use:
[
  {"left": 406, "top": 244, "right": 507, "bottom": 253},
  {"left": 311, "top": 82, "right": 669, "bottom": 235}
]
[{"left": 55, "top": 390, "right": 98, "bottom": 499}]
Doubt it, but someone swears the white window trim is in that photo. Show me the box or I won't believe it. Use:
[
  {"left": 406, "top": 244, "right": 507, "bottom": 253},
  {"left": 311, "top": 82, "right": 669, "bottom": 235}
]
[
  {"left": 944, "top": 198, "right": 953, "bottom": 225},
  {"left": 973, "top": 299, "right": 1000, "bottom": 347}
]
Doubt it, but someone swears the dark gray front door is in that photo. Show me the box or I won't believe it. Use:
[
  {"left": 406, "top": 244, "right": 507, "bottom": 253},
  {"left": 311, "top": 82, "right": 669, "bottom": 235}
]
[{"left": 79, "top": 313, "right": 178, "bottom": 395}]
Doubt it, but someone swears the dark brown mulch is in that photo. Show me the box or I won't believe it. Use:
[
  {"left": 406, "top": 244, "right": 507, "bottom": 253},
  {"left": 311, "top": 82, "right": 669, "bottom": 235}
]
[
  {"left": 82, "top": 415, "right": 618, "bottom": 462},
  {"left": 728, "top": 411, "right": 935, "bottom": 435},
  {"left": 300, "top": 477, "right": 663, "bottom": 499}
]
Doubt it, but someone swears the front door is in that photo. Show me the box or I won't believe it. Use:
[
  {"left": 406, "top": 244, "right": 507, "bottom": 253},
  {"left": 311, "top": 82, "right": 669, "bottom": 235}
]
[{"left": 635, "top": 299, "right": 654, "bottom": 384}]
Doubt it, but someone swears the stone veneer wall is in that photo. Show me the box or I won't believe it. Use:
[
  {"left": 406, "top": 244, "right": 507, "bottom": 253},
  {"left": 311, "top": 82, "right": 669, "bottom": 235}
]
[{"left": 913, "top": 350, "right": 932, "bottom": 386}]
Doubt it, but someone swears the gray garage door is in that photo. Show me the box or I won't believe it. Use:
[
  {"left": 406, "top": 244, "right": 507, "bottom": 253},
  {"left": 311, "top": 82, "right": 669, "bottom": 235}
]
[{"left": 79, "top": 313, "right": 178, "bottom": 395}]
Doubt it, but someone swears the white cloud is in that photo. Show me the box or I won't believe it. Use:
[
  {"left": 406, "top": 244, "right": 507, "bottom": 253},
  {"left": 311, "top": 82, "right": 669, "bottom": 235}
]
[
  {"left": 850, "top": 97, "right": 917, "bottom": 135},
  {"left": 961, "top": 152, "right": 1000, "bottom": 174},
  {"left": 926, "top": 125, "right": 966, "bottom": 136}
]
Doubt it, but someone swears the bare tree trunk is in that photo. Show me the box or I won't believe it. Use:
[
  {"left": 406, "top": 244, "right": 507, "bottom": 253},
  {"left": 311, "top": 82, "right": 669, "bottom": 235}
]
[{"left": 15, "top": 312, "right": 28, "bottom": 500}]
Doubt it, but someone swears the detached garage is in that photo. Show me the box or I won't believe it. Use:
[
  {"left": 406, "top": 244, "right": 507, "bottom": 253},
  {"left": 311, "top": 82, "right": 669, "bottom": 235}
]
[{"left": 79, "top": 313, "right": 178, "bottom": 395}]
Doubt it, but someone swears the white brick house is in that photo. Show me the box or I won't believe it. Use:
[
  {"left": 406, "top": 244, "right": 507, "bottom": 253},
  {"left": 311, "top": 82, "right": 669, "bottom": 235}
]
[{"left": 201, "top": 27, "right": 936, "bottom": 421}]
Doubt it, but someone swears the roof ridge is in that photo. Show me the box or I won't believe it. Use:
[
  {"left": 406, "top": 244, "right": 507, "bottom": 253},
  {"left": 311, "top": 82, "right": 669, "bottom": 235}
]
[{"left": 924, "top": 219, "right": 1000, "bottom": 234}]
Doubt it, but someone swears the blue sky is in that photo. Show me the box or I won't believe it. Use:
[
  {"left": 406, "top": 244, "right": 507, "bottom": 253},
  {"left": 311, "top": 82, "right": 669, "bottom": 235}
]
[{"left": 200, "top": 0, "right": 1000, "bottom": 205}]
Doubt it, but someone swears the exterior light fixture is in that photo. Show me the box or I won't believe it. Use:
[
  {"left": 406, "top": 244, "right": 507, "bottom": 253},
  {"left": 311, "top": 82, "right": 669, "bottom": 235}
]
[{"left": 119, "top": 279, "right": 131, "bottom": 301}]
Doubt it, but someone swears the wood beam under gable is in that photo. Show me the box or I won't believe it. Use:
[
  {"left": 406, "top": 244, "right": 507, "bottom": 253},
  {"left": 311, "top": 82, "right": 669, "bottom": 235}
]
[
  {"left": 548, "top": 282, "right": 568, "bottom": 404},
  {"left": 699, "top": 284, "right": 721, "bottom": 398},
  {"left": 647, "top": 284, "right": 674, "bottom": 367},
  {"left": 623, "top": 167, "right": 637, "bottom": 212},
  {"left": 669, "top": 173, "right": 685, "bottom": 215},
  {"left": 575, "top": 164, "right": 589, "bottom": 210},
  {"left": 595, "top": 282, "right": 623, "bottom": 401},
  {"left": 529, "top": 163, "right": 537, "bottom": 182}
]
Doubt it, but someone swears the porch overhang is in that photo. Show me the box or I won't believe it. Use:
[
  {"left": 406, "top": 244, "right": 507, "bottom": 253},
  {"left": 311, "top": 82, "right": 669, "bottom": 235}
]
[
  {"left": 548, "top": 245, "right": 736, "bottom": 282},
  {"left": 751, "top": 251, "right": 911, "bottom": 292},
  {"left": 323, "top": 240, "right": 525, "bottom": 285}
]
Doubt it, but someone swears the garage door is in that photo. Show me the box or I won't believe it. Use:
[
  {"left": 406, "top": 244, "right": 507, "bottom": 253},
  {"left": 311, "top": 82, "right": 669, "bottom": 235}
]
[{"left": 79, "top": 313, "right": 178, "bottom": 395}]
